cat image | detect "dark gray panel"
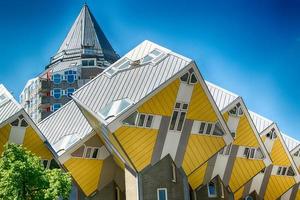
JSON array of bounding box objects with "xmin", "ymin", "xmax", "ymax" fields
[
  {"xmin": 151, "ymin": 117, "xmax": 170, "ymax": 165},
  {"xmin": 259, "ymin": 165, "xmax": 273, "ymax": 197},
  {"xmin": 222, "ymin": 145, "xmax": 239, "ymax": 185},
  {"xmin": 289, "ymin": 183, "xmax": 299, "ymax": 200},
  {"xmin": 203, "ymin": 154, "xmax": 218, "ymax": 184},
  {"xmin": 242, "ymin": 178, "xmax": 253, "ymax": 197},
  {"xmin": 174, "ymin": 119, "xmax": 193, "ymax": 167}
]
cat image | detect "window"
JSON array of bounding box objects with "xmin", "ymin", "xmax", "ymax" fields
[
  {"xmin": 243, "ymin": 147, "xmax": 256, "ymax": 159},
  {"xmin": 219, "ymin": 144, "xmax": 232, "ymax": 156},
  {"xmin": 171, "ymin": 163, "xmax": 176, "ymax": 183},
  {"xmin": 115, "ymin": 187, "xmax": 120, "ymax": 200},
  {"xmin": 266, "ymin": 128, "xmax": 277, "ymax": 140},
  {"xmin": 51, "ymin": 88, "xmax": 62, "ymax": 99},
  {"xmin": 51, "ymin": 103, "xmax": 61, "ymax": 112},
  {"xmin": 140, "ymin": 49, "xmax": 163, "ymax": 65},
  {"xmin": 294, "ymin": 149, "xmax": 300, "ymax": 157},
  {"xmin": 198, "ymin": 121, "xmax": 224, "ymax": 136},
  {"xmin": 52, "ymin": 74, "xmax": 61, "ymax": 84},
  {"xmin": 82, "ymin": 59, "xmax": 95, "ymax": 66},
  {"xmin": 105, "ymin": 58, "xmax": 131, "ymax": 76},
  {"xmin": 99, "ymin": 98, "xmax": 133, "ymax": 121},
  {"xmin": 41, "ymin": 159, "xmax": 51, "ymax": 169},
  {"xmin": 64, "ymin": 70, "xmax": 77, "ymax": 83},
  {"xmin": 67, "ymin": 88, "xmax": 75, "ymax": 97},
  {"xmin": 245, "ymin": 196, "xmax": 253, "ymax": 200},
  {"xmin": 228, "ymin": 103, "xmax": 243, "ymax": 117},
  {"xmin": 84, "ymin": 146, "xmax": 101, "ymax": 159},
  {"xmin": 169, "ymin": 102, "xmax": 188, "ymax": 131},
  {"xmin": 122, "ymin": 112, "xmax": 138, "ymax": 125},
  {"xmin": 10, "ymin": 115, "xmax": 28, "ymax": 127},
  {"xmin": 157, "ymin": 188, "xmax": 167, "ymax": 200},
  {"xmin": 277, "ymin": 166, "xmax": 295, "ymax": 176},
  {"xmin": 122, "ymin": 112, "xmax": 154, "ymax": 128},
  {"xmin": 180, "ymin": 71, "xmax": 197, "ymax": 85},
  {"xmin": 207, "ymin": 181, "xmax": 217, "ymax": 197}
]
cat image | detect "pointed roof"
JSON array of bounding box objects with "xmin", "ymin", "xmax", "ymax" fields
[{"xmin": 54, "ymin": 4, "xmax": 118, "ymax": 63}]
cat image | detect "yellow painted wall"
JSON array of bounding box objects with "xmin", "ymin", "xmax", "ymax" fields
[
  {"xmin": 264, "ymin": 175, "xmax": 295, "ymax": 200},
  {"xmin": 64, "ymin": 158, "xmax": 103, "ymax": 196},
  {"xmin": 229, "ymin": 158, "xmax": 265, "ymax": 192},
  {"xmin": 187, "ymin": 83, "xmax": 218, "ymax": 122},
  {"xmin": 295, "ymin": 189, "xmax": 300, "ymax": 200},
  {"xmin": 233, "ymin": 115, "xmax": 259, "ymax": 147},
  {"xmin": 234, "ymin": 186, "xmax": 244, "ymax": 200},
  {"xmin": 188, "ymin": 162, "xmax": 207, "ymax": 189},
  {"xmin": 182, "ymin": 134, "xmax": 225, "ymax": 175},
  {"xmin": 114, "ymin": 126, "xmax": 158, "ymax": 171},
  {"xmin": 271, "ymin": 138, "xmax": 291, "ymax": 166},
  {"xmin": 138, "ymin": 79, "xmax": 180, "ymax": 116},
  {"xmin": 23, "ymin": 126, "xmax": 52, "ymax": 160},
  {"xmin": 0, "ymin": 124, "xmax": 11, "ymax": 154}
]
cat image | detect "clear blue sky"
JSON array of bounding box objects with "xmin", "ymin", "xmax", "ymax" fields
[{"xmin": 0, "ymin": 0, "xmax": 299, "ymax": 139}]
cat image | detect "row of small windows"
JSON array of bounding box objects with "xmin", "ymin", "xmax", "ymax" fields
[
  {"xmin": 10, "ymin": 115, "xmax": 28, "ymax": 127},
  {"xmin": 51, "ymin": 70, "xmax": 77, "ymax": 84},
  {"xmin": 82, "ymin": 59, "xmax": 95, "ymax": 66},
  {"xmin": 228, "ymin": 103, "xmax": 244, "ymax": 117},
  {"xmin": 83, "ymin": 146, "xmax": 102, "ymax": 159},
  {"xmin": 243, "ymin": 147, "xmax": 264, "ymax": 159},
  {"xmin": 51, "ymin": 88, "xmax": 75, "ymax": 99},
  {"xmin": 276, "ymin": 166, "xmax": 295, "ymax": 176},
  {"xmin": 122, "ymin": 112, "xmax": 154, "ymax": 128},
  {"xmin": 180, "ymin": 71, "xmax": 197, "ymax": 85},
  {"xmin": 198, "ymin": 121, "xmax": 224, "ymax": 136},
  {"xmin": 266, "ymin": 128, "xmax": 277, "ymax": 140}
]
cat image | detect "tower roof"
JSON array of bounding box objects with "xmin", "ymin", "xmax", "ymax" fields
[{"xmin": 53, "ymin": 4, "xmax": 118, "ymax": 63}]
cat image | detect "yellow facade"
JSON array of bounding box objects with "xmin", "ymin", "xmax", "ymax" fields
[
  {"xmin": 188, "ymin": 162, "xmax": 208, "ymax": 189},
  {"xmin": 186, "ymin": 83, "xmax": 218, "ymax": 122},
  {"xmin": 229, "ymin": 158, "xmax": 265, "ymax": 192},
  {"xmin": 23, "ymin": 126, "xmax": 52, "ymax": 160},
  {"xmin": 182, "ymin": 134, "xmax": 225, "ymax": 175},
  {"xmin": 64, "ymin": 158, "xmax": 103, "ymax": 196},
  {"xmin": 0, "ymin": 124, "xmax": 11, "ymax": 154},
  {"xmin": 271, "ymin": 138, "xmax": 291, "ymax": 166},
  {"xmin": 138, "ymin": 79, "xmax": 180, "ymax": 116},
  {"xmin": 234, "ymin": 186, "xmax": 244, "ymax": 200},
  {"xmin": 264, "ymin": 175, "xmax": 295, "ymax": 200},
  {"xmin": 114, "ymin": 126, "xmax": 158, "ymax": 171},
  {"xmin": 233, "ymin": 115, "xmax": 259, "ymax": 147},
  {"xmin": 296, "ymin": 190, "xmax": 300, "ymax": 200}
]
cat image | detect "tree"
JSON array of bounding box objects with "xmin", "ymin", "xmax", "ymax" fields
[{"xmin": 0, "ymin": 143, "xmax": 72, "ymax": 200}]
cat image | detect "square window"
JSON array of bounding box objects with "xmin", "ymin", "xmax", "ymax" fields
[
  {"xmin": 146, "ymin": 115, "xmax": 153, "ymax": 128},
  {"xmin": 157, "ymin": 188, "xmax": 167, "ymax": 200}
]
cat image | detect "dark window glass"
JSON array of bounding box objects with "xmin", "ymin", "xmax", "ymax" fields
[
  {"xmin": 182, "ymin": 103, "xmax": 188, "ymax": 110},
  {"xmin": 177, "ymin": 112, "xmax": 186, "ymax": 131},
  {"xmin": 180, "ymin": 73, "xmax": 189, "ymax": 82},
  {"xmin": 190, "ymin": 73, "xmax": 197, "ymax": 84},
  {"xmin": 206, "ymin": 124, "xmax": 212, "ymax": 134},
  {"xmin": 277, "ymin": 167, "xmax": 282, "ymax": 175},
  {"xmin": 146, "ymin": 115, "xmax": 153, "ymax": 128},
  {"xmin": 170, "ymin": 111, "xmax": 178, "ymax": 130},
  {"xmin": 287, "ymin": 167, "xmax": 295, "ymax": 176},
  {"xmin": 212, "ymin": 122, "xmax": 224, "ymax": 136},
  {"xmin": 175, "ymin": 103, "xmax": 181, "ymax": 109},
  {"xmin": 11, "ymin": 119, "xmax": 19, "ymax": 126},
  {"xmin": 199, "ymin": 123, "xmax": 206, "ymax": 134},
  {"xmin": 158, "ymin": 189, "xmax": 167, "ymax": 200},
  {"xmin": 138, "ymin": 114, "xmax": 146, "ymax": 127},
  {"xmin": 88, "ymin": 60, "xmax": 95, "ymax": 66},
  {"xmin": 92, "ymin": 148, "xmax": 99, "ymax": 159},
  {"xmin": 52, "ymin": 74, "xmax": 61, "ymax": 84},
  {"xmin": 282, "ymin": 167, "xmax": 287, "ymax": 175},
  {"xmin": 42, "ymin": 160, "xmax": 49, "ymax": 168},
  {"xmin": 85, "ymin": 148, "xmax": 91, "ymax": 158},
  {"xmin": 49, "ymin": 159, "xmax": 60, "ymax": 169},
  {"xmin": 123, "ymin": 112, "xmax": 138, "ymax": 125},
  {"xmin": 82, "ymin": 60, "xmax": 88, "ymax": 66},
  {"xmin": 244, "ymin": 148, "xmax": 249, "ymax": 157},
  {"xmin": 20, "ymin": 119, "xmax": 28, "ymax": 127}
]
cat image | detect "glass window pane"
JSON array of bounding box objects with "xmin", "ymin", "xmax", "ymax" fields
[
  {"xmin": 85, "ymin": 148, "xmax": 91, "ymax": 158},
  {"xmin": 182, "ymin": 104, "xmax": 188, "ymax": 110},
  {"xmin": 208, "ymin": 182, "xmax": 217, "ymax": 196},
  {"xmin": 118, "ymin": 60, "xmax": 130, "ymax": 70},
  {"xmin": 180, "ymin": 73, "xmax": 189, "ymax": 82},
  {"xmin": 199, "ymin": 123, "xmax": 206, "ymax": 134},
  {"xmin": 277, "ymin": 167, "xmax": 282, "ymax": 175},
  {"xmin": 243, "ymin": 148, "xmax": 249, "ymax": 157},
  {"xmin": 82, "ymin": 60, "xmax": 88, "ymax": 66},
  {"xmin": 138, "ymin": 114, "xmax": 146, "ymax": 127},
  {"xmin": 190, "ymin": 73, "xmax": 197, "ymax": 84},
  {"xmin": 92, "ymin": 148, "xmax": 99, "ymax": 159},
  {"xmin": 88, "ymin": 60, "xmax": 95, "ymax": 66},
  {"xmin": 146, "ymin": 115, "xmax": 153, "ymax": 128},
  {"xmin": 170, "ymin": 111, "xmax": 178, "ymax": 130},
  {"xmin": 142, "ymin": 55, "xmax": 153, "ymax": 63},
  {"xmin": 123, "ymin": 112, "xmax": 138, "ymax": 125},
  {"xmin": 206, "ymin": 124, "xmax": 212, "ymax": 134},
  {"xmin": 212, "ymin": 122, "xmax": 224, "ymax": 136},
  {"xmin": 176, "ymin": 112, "xmax": 186, "ymax": 131},
  {"xmin": 175, "ymin": 103, "xmax": 181, "ymax": 109},
  {"xmin": 282, "ymin": 167, "xmax": 287, "ymax": 175},
  {"xmin": 158, "ymin": 189, "xmax": 167, "ymax": 200}
]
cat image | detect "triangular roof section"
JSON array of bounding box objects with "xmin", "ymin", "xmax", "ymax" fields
[
  {"xmin": 54, "ymin": 4, "xmax": 118, "ymax": 63},
  {"xmin": 221, "ymin": 97, "xmax": 272, "ymax": 166},
  {"xmin": 0, "ymin": 84, "xmax": 22, "ymax": 126}
]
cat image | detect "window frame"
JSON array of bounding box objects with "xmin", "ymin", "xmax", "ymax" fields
[
  {"xmin": 207, "ymin": 181, "xmax": 218, "ymax": 198},
  {"xmin": 52, "ymin": 88, "xmax": 62, "ymax": 99},
  {"xmin": 169, "ymin": 102, "xmax": 188, "ymax": 132},
  {"xmin": 83, "ymin": 146, "xmax": 101, "ymax": 159},
  {"xmin": 52, "ymin": 74, "xmax": 62, "ymax": 84},
  {"xmin": 157, "ymin": 188, "xmax": 168, "ymax": 200},
  {"xmin": 51, "ymin": 103, "xmax": 61, "ymax": 112}
]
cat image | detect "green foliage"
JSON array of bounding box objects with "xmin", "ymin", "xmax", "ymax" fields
[{"xmin": 0, "ymin": 143, "xmax": 72, "ymax": 200}]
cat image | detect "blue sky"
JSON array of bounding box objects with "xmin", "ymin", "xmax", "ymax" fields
[{"xmin": 0, "ymin": 0, "xmax": 299, "ymax": 139}]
